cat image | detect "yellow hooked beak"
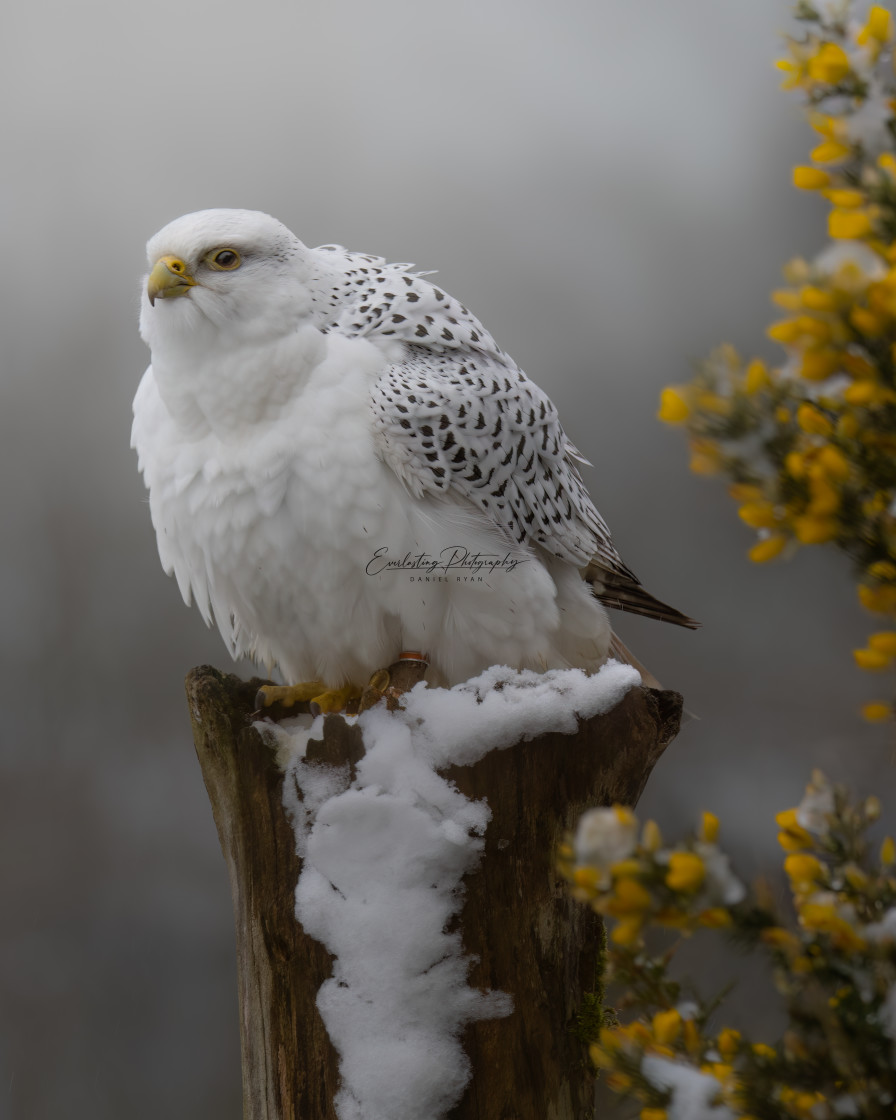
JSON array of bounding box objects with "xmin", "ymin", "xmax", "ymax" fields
[{"xmin": 147, "ymin": 255, "xmax": 197, "ymax": 306}]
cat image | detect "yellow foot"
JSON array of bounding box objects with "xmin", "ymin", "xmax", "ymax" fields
[
  {"xmin": 255, "ymin": 681, "xmax": 326, "ymax": 710},
  {"xmin": 309, "ymin": 684, "xmax": 363, "ymax": 716},
  {"xmin": 256, "ymin": 653, "xmax": 428, "ymax": 716},
  {"xmin": 255, "ymin": 681, "xmax": 362, "ymax": 714}
]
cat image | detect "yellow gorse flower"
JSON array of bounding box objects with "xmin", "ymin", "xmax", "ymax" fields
[
  {"xmin": 581, "ymin": 13, "xmax": 896, "ymax": 1113},
  {"xmin": 810, "ymin": 113, "xmax": 852, "ymax": 162},
  {"xmin": 744, "ymin": 358, "xmax": 770, "ymax": 393},
  {"xmin": 760, "ymin": 926, "xmax": 801, "ymax": 952},
  {"xmin": 611, "ymin": 858, "xmax": 645, "ymax": 878},
  {"xmin": 854, "ymin": 646, "xmax": 892, "ymax": 669},
  {"xmin": 793, "ymin": 515, "xmax": 838, "ymax": 543},
  {"xmin": 862, "ymin": 701, "xmax": 892, "ymax": 722},
  {"xmin": 717, "ymin": 1028, "xmax": 741, "ymax": 1060},
  {"xmin": 565, "ymin": 764, "xmax": 896, "ymax": 1119},
  {"xmin": 738, "ymin": 501, "xmax": 780, "ymax": 529},
  {"xmin": 700, "ymin": 811, "xmax": 720, "ymax": 843},
  {"xmin": 749, "ymin": 534, "xmax": 787, "ymax": 563},
  {"xmin": 858, "ymin": 5, "xmax": 892, "ymax": 46},
  {"xmin": 801, "ymin": 347, "xmax": 842, "ymax": 383},
  {"xmin": 652, "ymin": 1008, "xmax": 682, "ymax": 1045},
  {"xmin": 816, "ymin": 445, "xmax": 850, "ymax": 480},
  {"xmin": 824, "ymin": 189, "xmax": 865, "ymax": 208},
  {"xmin": 641, "ymin": 819, "xmax": 662, "ymax": 852},
  {"xmin": 665, "ymin": 851, "xmax": 706, "ymax": 892},
  {"xmin": 829, "ymin": 208, "xmax": 873, "ymax": 239},
  {"xmin": 698, "ymin": 907, "xmax": 733, "ymax": 928},
  {"xmin": 610, "ymin": 916, "xmax": 645, "ymax": 946},
  {"xmin": 589, "ymin": 1043, "xmax": 615, "ymax": 1070},
  {"xmin": 808, "ymin": 42, "xmax": 851, "ymax": 84},
  {"xmin": 776, "ymin": 809, "xmax": 814, "ymax": 851},
  {"xmin": 784, "ymin": 853, "xmax": 826, "ymax": 890},
  {"xmin": 793, "ymin": 165, "xmax": 831, "ymax": 189},
  {"xmin": 778, "ymin": 56, "xmax": 808, "ymax": 91},
  {"xmin": 603, "ymin": 877, "xmax": 652, "ymax": 917},
  {"xmin": 812, "ymin": 137, "xmax": 852, "ymax": 162},
  {"xmin": 796, "ymin": 403, "xmax": 833, "ymax": 436},
  {"xmin": 879, "ymin": 152, "xmax": 896, "ymax": 176},
  {"xmin": 798, "ymin": 902, "xmax": 867, "ymax": 950},
  {"xmin": 657, "ymin": 387, "xmax": 690, "ymax": 424},
  {"xmin": 868, "ymin": 630, "xmax": 896, "ymax": 654},
  {"xmin": 859, "ymin": 582, "xmax": 896, "ymax": 613},
  {"xmin": 869, "ymin": 560, "xmax": 896, "ymax": 580}
]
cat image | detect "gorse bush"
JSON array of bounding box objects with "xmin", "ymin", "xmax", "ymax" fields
[
  {"xmin": 563, "ymin": 775, "xmax": 896, "ymax": 1119},
  {"xmin": 659, "ymin": 1, "xmax": 896, "ymax": 723},
  {"xmin": 567, "ymin": 5, "xmax": 896, "ymax": 1117}
]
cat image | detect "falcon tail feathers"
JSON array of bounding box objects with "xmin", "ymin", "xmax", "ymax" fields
[{"xmin": 589, "ymin": 572, "xmax": 700, "ymax": 630}]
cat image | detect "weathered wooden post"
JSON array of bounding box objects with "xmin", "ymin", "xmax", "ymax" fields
[{"xmin": 186, "ymin": 664, "xmax": 681, "ymax": 1119}]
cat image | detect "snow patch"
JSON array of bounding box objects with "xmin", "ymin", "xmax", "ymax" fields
[
  {"xmin": 642, "ymin": 1055, "xmax": 735, "ymax": 1120},
  {"xmin": 263, "ymin": 661, "xmax": 639, "ymax": 1120},
  {"xmin": 865, "ymin": 906, "xmax": 896, "ymax": 944}
]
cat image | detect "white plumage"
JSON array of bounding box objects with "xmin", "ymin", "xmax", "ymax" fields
[{"xmin": 132, "ymin": 209, "xmax": 695, "ymax": 690}]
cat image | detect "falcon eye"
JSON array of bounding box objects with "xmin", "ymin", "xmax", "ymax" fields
[{"xmin": 208, "ymin": 249, "xmax": 241, "ymax": 271}]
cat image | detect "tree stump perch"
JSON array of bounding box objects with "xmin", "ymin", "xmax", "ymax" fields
[{"xmin": 186, "ymin": 665, "xmax": 682, "ymax": 1120}]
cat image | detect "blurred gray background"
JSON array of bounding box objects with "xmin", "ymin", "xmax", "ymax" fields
[{"xmin": 2, "ymin": 0, "xmax": 894, "ymax": 1116}]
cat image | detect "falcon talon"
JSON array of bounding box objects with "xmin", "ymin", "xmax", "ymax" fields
[
  {"xmin": 357, "ymin": 685, "xmax": 388, "ymax": 714},
  {"xmin": 367, "ymin": 668, "xmax": 391, "ymax": 692},
  {"xmin": 255, "ymin": 684, "xmax": 288, "ymax": 709},
  {"xmin": 309, "ymin": 685, "xmax": 363, "ymax": 715}
]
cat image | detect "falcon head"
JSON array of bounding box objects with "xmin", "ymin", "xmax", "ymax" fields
[{"xmin": 139, "ymin": 209, "xmax": 314, "ymax": 348}]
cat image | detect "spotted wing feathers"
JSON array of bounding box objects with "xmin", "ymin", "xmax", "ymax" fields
[
  {"xmin": 313, "ymin": 244, "xmax": 697, "ymax": 627},
  {"xmin": 312, "ymin": 245, "xmax": 502, "ymax": 359},
  {"xmin": 370, "ymin": 345, "xmax": 626, "ymax": 573}
]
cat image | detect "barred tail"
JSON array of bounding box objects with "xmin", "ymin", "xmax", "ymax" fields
[{"xmin": 585, "ymin": 565, "xmax": 700, "ymax": 630}]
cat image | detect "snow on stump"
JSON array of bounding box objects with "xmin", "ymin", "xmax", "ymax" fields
[{"xmin": 186, "ymin": 661, "xmax": 682, "ymax": 1120}]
